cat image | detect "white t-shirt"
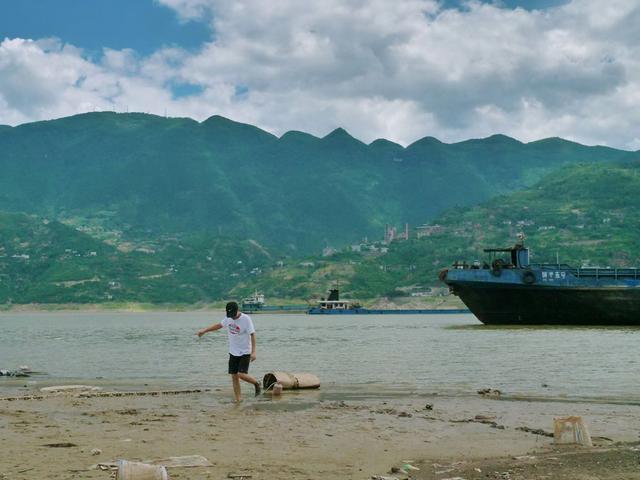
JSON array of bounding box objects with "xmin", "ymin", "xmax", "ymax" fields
[{"xmin": 221, "ymin": 313, "xmax": 255, "ymax": 356}]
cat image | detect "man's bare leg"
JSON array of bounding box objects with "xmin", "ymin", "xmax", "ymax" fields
[
  {"xmin": 231, "ymin": 374, "xmax": 242, "ymax": 402},
  {"xmin": 238, "ymin": 373, "xmax": 261, "ymax": 396}
]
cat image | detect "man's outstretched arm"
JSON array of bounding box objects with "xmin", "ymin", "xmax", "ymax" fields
[{"xmin": 197, "ymin": 323, "xmax": 223, "ymax": 337}]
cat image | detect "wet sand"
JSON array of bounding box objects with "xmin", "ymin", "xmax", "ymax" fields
[{"xmin": 1, "ymin": 387, "xmax": 638, "ymax": 479}]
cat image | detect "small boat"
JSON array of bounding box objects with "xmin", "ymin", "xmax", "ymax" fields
[
  {"xmin": 241, "ymin": 290, "xmax": 265, "ymax": 311},
  {"xmin": 307, "ymin": 287, "xmax": 362, "ymax": 313},
  {"xmin": 441, "ymin": 236, "xmax": 640, "ymax": 325}
]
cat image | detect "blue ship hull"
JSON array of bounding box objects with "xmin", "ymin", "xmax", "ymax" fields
[
  {"xmin": 243, "ymin": 304, "xmax": 308, "ymax": 313},
  {"xmin": 307, "ymin": 307, "xmax": 469, "ymax": 315}
]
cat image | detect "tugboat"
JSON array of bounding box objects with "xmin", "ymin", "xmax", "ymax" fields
[
  {"xmin": 307, "ymin": 286, "xmax": 468, "ymax": 315},
  {"xmin": 440, "ymin": 235, "xmax": 640, "ymax": 325},
  {"xmin": 307, "ymin": 287, "xmax": 364, "ymax": 314}
]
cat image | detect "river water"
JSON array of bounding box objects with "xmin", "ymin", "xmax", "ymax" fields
[{"xmin": 0, "ymin": 312, "xmax": 638, "ymax": 402}]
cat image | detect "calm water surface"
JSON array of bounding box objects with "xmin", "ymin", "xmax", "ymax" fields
[{"xmin": 0, "ymin": 312, "xmax": 638, "ymax": 401}]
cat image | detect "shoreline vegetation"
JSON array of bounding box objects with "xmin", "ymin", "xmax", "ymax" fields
[{"xmin": 0, "ymin": 295, "xmax": 467, "ymax": 313}]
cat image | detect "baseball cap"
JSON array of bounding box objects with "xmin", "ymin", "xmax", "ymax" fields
[{"xmin": 225, "ymin": 301, "xmax": 239, "ymax": 317}]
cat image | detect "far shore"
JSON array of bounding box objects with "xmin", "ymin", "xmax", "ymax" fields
[
  {"xmin": 0, "ymin": 295, "xmax": 467, "ymax": 314},
  {"xmin": 0, "ymin": 302, "xmax": 226, "ymax": 314}
]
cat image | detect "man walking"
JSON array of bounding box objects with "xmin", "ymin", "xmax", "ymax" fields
[{"xmin": 197, "ymin": 301, "xmax": 261, "ymax": 402}]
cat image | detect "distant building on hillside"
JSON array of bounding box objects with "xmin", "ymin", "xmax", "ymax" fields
[
  {"xmin": 384, "ymin": 223, "xmax": 409, "ymax": 244},
  {"xmin": 416, "ymin": 224, "xmax": 443, "ymax": 238}
]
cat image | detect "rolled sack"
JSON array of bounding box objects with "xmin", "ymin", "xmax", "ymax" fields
[{"xmin": 263, "ymin": 372, "xmax": 320, "ymax": 390}]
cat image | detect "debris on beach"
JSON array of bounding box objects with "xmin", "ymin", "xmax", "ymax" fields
[
  {"xmin": 42, "ymin": 442, "xmax": 77, "ymax": 448},
  {"xmin": 117, "ymin": 460, "xmax": 169, "ymax": 479},
  {"xmin": 0, "ymin": 388, "xmax": 208, "ymax": 402},
  {"xmin": 512, "ymin": 455, "xmax": 536, "ymax": 460},
  {"xmin": 116, "ymin": 408, "xmax": 139, "ymax": 415},
  {"xmin": 40, "ymin": 385, "xmax": 102, "ymax": 394},
  {"xmin": 554, "ymin": 416, "xmax": 592, "ymax": 446},
  {"xmin": 0, "ymin": 366, "xmax": 31, "ymax": 377},
  {"xmin": 433, "ymin": 460, "xmax": 467, "ymax": 475},
  {"xmin": 387, "ymin": 461, "xmax": 420, "ymax": 477},
  {"xmin": 149, "ymin": 455, "xmax": 212, "ymax": 468},
  {"xmin": 96, "ymin": 463, "xmax": 115, "ymax": 471},
  {"xmin": 227, "ymin": 472, "xmax": 252, "ymax": 479},
  {"xmin": 92, "ymin": 455, "xmax": 212, "ymax": 471},
  {"xmin": 515, "ymin": 426, "xmax": 554, "ymax": 437},
  {"xmin": 402, "ymin": 463, "xmax": 420, "ymax": 472},
  {"xmin": 493, "ymin": 472, "xmax": 514, "ymax": 479},
  {"xmin": 477, "ymin": 388, "xmax": 501, "ymax": 397},
  {"xmin": 90, "ymin": 448, "xmax": 102, "ymax": 456},
  {"xmin": 78, "ymin": 388, "xmax": 206, "ymax": 398},
  {"xmin": 474, "ymin": 414, "xmax": 496, "ymax": 421},
  {"xmin": 449, "ymin": 415, "xmax": 506, "ymax": 430}
]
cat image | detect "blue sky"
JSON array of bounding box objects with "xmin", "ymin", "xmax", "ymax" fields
[
  {"xmin": 0, "ymin": 0, "xmax": 638, "ymax": 149},
  {"xmin": 0, "ymin": 0, "xmax": 566, "ymax": 55},
  {"xmin": 0, "ymin": 0, "xmax": 210, "ymax": 56},
  {"xmin": 0, "ymin": 0, "xmax": 564, "ymax": 56}
]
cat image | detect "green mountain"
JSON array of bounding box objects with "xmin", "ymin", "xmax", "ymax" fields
[
  {"xmin": 237, "ymin": 160, "xmax": 640, "ymax": 301},
  {"xmin": 3, "ymin": 160, "xmax": 640, "ymax": 305},
  {"xmin": 1, "ymin": 112, "xmax": 637, "ymax": 252},
  {"xmin": 0, "ymin": 212, "xmax": 272, "ymax": 304}
]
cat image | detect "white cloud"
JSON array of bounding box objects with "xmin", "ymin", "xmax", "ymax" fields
[{"xmin": 1, "ymin": 0, "xmax": 639, "ymax": 150}]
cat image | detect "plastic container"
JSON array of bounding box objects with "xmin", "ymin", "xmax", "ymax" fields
[
  {"xmin": 553, "ymin": 416, "xmax": 592, "ymax": 447},
  {"xmin": 117, "ymin": 460, "xmax": 169, "ymax": 480}
]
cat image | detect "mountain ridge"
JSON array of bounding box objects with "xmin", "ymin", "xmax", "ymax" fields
[
  {"xmin": 5, "ymin": 112, "xmax": 638, "ymax": 152},
  {"xmin": 1, "ymin": 112, "xmax": 638, "ymax": 252}
]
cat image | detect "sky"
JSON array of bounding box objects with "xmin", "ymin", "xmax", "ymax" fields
[{"xmin": 0, "ymin": 0, "xmax": 639, "ymax": 149}]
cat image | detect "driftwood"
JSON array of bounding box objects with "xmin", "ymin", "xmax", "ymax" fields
[{"xmin": 0, "ymin": 388, "xmax": 208, "ymax": 402}]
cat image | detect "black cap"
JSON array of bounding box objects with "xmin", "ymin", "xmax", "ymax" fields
[{"xmin": 225, "ymin": 301, "xmax": 239, "ymax": 318}]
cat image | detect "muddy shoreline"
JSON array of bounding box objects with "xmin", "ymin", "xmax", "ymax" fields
[{"xmin": 1, "ymin": 388, "xmax": 638, "ymax": 479}]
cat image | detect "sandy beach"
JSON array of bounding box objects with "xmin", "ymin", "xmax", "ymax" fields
[{"xmin": 1, "ymin": 387, "xmax": 638, "ymax": 480}]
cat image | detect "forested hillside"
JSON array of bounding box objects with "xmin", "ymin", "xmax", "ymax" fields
[
  {"xmin": 0, "ymin": 212, "xmax": 272, "ymax": 304},
  {"xmin": 1, "ymin": 112, "xmax": 636, "ymax": 252},
  {"xmin": 237, "ymin": 161, "xmax": 640, "ymax": 301}
]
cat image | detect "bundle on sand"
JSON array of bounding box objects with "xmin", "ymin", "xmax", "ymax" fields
[{"xmin": 263, "ymin": 372, "xmax": 320, "ymax": 390}]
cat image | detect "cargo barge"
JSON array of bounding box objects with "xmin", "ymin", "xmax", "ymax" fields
[{"xmin": 441, "ymin": 238, "xmax": 640, "ymax": 325}]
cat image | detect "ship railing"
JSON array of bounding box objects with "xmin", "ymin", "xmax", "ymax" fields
[
  {"xmin": 572, "ymin": 267, "xmax": 640, "ymax": 280},
  {"xmin": 529, "ymin": 263, "xmax": 573, "ymax": 269},
  {"xmin": 529, "ymin": 264, "xmax": 640, "ymax": 280}
]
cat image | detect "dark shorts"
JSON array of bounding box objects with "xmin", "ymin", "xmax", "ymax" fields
[{"xmin": 228, "ymin": 354, "xmax": 251, "ymax": 374}]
